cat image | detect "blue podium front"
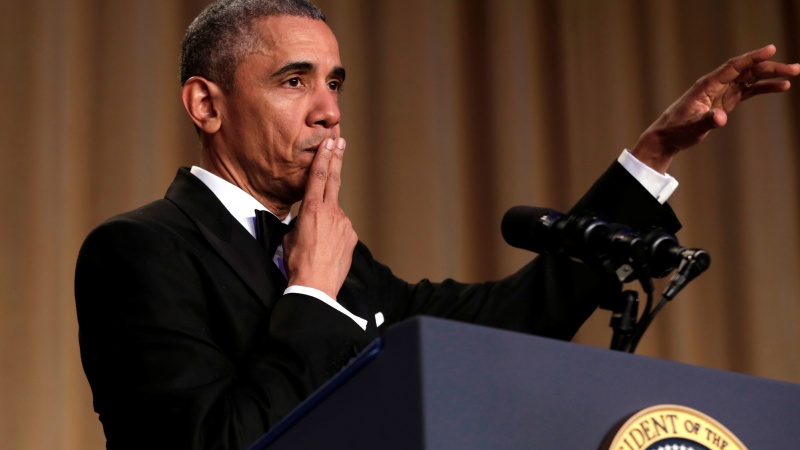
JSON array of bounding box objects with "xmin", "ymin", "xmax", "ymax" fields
[{"xmin": 252, "ymin": 316, "xmax": 800, "ymax": 449}]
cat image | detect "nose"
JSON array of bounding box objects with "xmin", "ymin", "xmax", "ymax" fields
[{"xmin": 306, "ymin": 84, "xmax": 340, "ymax": 129}]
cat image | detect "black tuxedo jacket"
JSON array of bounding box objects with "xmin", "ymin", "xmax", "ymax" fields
[{"xmin": 75, "ymin": 163, "xmax": 679, "ymax": 449}]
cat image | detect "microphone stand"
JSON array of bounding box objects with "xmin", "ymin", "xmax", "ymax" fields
[
  {"xmin": 604, "ymin": 248, "xmax": 710, "ymax": 353},
  {"xmin": 626, "ymin": 252, "xmax": 711, "ymax": 352},
  {"xmin": 608, "ymin": 290, "xmax": 639, "ymax": 351},
  {"xmin": 500, "ymin": 205, "xmax": 709, "ymax": 353},
  {"xmin": 603, "ymin": 235, "xmax": 656, "ymax": 352}
]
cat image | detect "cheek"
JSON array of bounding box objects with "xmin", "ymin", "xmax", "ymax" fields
[
  {"xmin": 243, "ymin": 95, "xmax": 311, "ymax": 165},
  {"xmin": 270, "ymin": 123, "xmax": 302, "ymax": 162},
  {"xmin": 267, "ymin": 109, "xmax": 303, "ymax": 151}
]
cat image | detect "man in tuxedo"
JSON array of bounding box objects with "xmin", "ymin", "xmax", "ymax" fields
[{"xmin": 74, "ymin": 0, "xmax": 800, "ymax": 448}]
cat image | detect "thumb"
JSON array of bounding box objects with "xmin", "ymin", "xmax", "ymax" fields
[
  {"xmin": 705, "ymin": 108, "xmax": 728, "ymax": 129},
  {"xmin": 677, "ymin": 108, "xmax": 726, "ymax": 145}
]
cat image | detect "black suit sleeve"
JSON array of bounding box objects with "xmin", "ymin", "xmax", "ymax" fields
[
  {"xmin": 76, "ymin": 218, "xmax": 366, "ymax": 450},
  {"xmin": 347, "ymin": 243, "xmax": 618, "ymax": 341},
  {"xmin": 569, "ymin": 161, "xmax": 681, "ymax": 233},
  {"xmin": 357, "ymin": 161, "xmax": 681, "ymax": 340}
]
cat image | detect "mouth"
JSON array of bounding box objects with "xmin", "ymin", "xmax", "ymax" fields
[
  {"xmin": 301, "ymin": 135, "xmax": 337, "ymax": 155},
  {"xmin": 301, "ymin": 140, "xmax": 324, "ymax": 154}
]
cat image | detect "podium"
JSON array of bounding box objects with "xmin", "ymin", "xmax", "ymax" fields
[{"xmin": 251, "ymin": 316, "xmax": 800, "ymax": 449}]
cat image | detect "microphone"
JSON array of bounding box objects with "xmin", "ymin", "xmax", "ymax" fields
[
  {"xmin": 662, "ymin": 249, "xmax": 711, "ymax": 300},
  {"xmin": 501, "ymin": 206, "xmax": 639, "ymax": 262},
  {"xmin": 501, "ymin": 207, "xmax": 710, "ymax": 286},
  {"xmin": 644, "ymin": 229, "xmax": 711, "ymax": 278}
]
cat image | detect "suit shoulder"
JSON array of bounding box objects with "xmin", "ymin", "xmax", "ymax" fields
[
  {"xmin": 97, "ymin": 197, "xmax": 194, "ymax": 232},
  {"xmin": 79, "ymin": 199, "xmax": 196, "ymax": 256}
]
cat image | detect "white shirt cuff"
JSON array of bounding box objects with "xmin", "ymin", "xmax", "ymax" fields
[
  {"xmin": 284, "ymin": 285, "xmax": 368, "ymax": 330},
  {"xmin": 618, "ymin": 149, "xmax": 679, "ymax": 204}
]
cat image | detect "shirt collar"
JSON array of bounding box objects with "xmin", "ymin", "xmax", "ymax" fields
[{"xmin": 189, "ymin": 166, "xmax": 290, "ymax": 238}]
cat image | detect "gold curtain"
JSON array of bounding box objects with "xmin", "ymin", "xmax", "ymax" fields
[{"xmin": 2, "ymin": 0, "xmax": 798, "ymax": 448}]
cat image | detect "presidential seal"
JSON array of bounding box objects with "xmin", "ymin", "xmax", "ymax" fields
[{"xmin": 605, "ymin": 404, "xmax": 748, "ymax": 450}]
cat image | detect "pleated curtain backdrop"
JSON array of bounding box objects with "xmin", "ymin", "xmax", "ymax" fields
[{"xmin": 1, "ymin": 0, "xmax": 798, "ymax": 448}]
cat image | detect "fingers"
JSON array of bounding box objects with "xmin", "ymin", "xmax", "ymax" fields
[
  {"xmin": 751, "ymin": 61, "xmax": 800, "ymax": 79},
  {"xmin": 737, "ymin": 65, "xmax": 799, "ymax": 95},
  {"xmin": 729, "ymin": 44, "xmax": 777, "ymax": 76},
  {"xmin": 303, "ymin": 137, "xmax": 346, "ymax": 204},
  {"xmin": 324, "ymin": 138, "xmax": 345, "ymax": 203},
  {"xmin": 713, "ymin": 44, "xmax": 800, "ymax": 88},
  {"xmin": 715, "ymin": 44, "xmax": 777, "ymax": 84},
  {"xmin": 303, "ymin": 138, "xmax": 334, "ymax": 203},
  {"xmin": 741, "ymin": 80, "xmax": 792, "ymax": 100}
]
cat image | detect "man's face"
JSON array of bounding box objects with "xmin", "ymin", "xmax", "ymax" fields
[{"xmin": 216, "ymin": 15, "xmax": 344, "ymax": 205}]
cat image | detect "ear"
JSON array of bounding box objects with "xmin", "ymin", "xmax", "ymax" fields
[{"xmin": 181, "ymin": 76, "xmax": 224, "ymax": 134}]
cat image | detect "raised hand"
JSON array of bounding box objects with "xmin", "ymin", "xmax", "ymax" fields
[
  {"xmin": 632, "ymin": 44, "xmax": 800, "ymax": 173},
  {"xmin": 283, "ymin": 137, "xmax": 358, "ymax": 299}
]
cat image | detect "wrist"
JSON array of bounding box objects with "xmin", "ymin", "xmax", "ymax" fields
[
  {"xmin": 287, "ymin": 274, "xmax": 339, "ymax": 300},
  {"xmin": 630, "ymin": 131, "xmax": 676, "ymax": 174}
]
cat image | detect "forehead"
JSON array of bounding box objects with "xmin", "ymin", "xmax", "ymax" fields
[{"xmin": 249, "ymin": 15, "xmax": 341, "ymax": 68}]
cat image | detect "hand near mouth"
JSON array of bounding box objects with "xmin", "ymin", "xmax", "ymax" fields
[{"xmin": 283, "ymin": 137, "xmax": 357, "ymax": 300}]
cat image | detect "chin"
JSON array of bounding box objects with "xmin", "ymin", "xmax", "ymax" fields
[{"xmin": 287, "ymin": 175, "xmax": 309, "ymax": 203}]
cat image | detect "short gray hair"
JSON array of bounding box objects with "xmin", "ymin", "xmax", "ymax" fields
[{"xmin": 179, "ymin": 0, "xmax": 325, "ymax": 91}]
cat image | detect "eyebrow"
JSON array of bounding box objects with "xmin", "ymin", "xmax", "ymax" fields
[
  {"xmin": 271, "ymin": 61, "xmax": 347, "ymax": 82},
  {"xmin": 332, "ymin": 66, "xmax": 346, "ymax": 82}
]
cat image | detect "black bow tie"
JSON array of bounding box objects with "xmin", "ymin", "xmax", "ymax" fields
[{"xmin": 255, "ymin": 210, "xmax": 292, "ymax": 257}]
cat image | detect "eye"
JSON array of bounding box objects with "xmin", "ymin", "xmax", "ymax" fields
[
  {"xmin": 328, "ymin": 80, "xmax": 343, "ymax": 92},
  {"xmin": 285, "ymin": 77, "xmax": 301, "ymax": 87}
]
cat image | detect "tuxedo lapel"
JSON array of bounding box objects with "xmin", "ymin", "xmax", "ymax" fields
[
  {"xmin": 197, "ymin": 221, "xmax": 286, "ymax": 308},
  {"xmin": 164, "ymin": 168, "xmax": 281, "ymax": 308}
]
